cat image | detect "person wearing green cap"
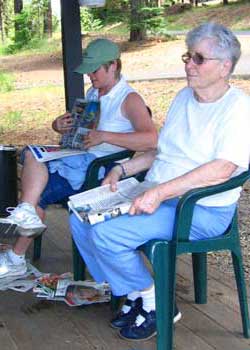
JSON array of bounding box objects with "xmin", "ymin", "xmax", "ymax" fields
[{"xmin": 0, "ymin": 38, "xmax": 157, "ymax": 279}]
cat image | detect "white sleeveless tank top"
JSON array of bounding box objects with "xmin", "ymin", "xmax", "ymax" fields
[{"xmin": 86, "ymin": 76, "xmax": 135, "ymax": 157}]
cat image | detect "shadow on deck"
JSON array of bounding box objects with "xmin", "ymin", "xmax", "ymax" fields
[{"xmin": 0, "ymin": 206, "xmax": 249, "ymax": 350}]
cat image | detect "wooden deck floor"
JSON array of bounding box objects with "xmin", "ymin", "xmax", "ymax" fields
[{"xmin": 0, "ymin": 206, "xmax": 250, "ymax": 350}]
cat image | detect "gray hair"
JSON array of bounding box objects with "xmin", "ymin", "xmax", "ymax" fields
[{"xmin": 186, "ymin": 22, "xmax": 241, "ymax": 73}]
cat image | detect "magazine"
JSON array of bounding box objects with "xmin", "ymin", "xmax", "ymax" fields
[
  {"xmin": 28, "ymin": 144, "xmax": 87, "ymax": 162},
  {"xmin": 68, "ymin": 177, "xmax": 157, "ymax": 225},
  {"xmin": 60, "ymin": 98, "xmax": 100, "ymax": 150},
  {"xmin": 28, "ymin": 98, "xmax": 100, "ymax": 162}
]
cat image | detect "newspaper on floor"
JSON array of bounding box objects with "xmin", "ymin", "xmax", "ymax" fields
[
  {"xmin": 68, "ymin": 177, "xmax": 157, "ymax": 225},
  {"xmin": 34, "ymin": 274, "xmax": 111, "ymax": 306},
  {"xmin": 0, "ymin": 262, "xmax": 44, "ymax": 292}
]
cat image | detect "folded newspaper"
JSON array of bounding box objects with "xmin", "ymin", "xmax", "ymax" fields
[
  {"xmin": 68, "ymin": 177, "xmax": 157, "ymax": 225},
  {"xmin": 34, "ymin": 274, "xmax": 111, "ymax": 306},
  {"xmin": 28, "ymin": 99, "xmax": 100, "ymax": 162}
]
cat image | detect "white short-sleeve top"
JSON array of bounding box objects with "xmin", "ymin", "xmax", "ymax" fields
[{"xmin": 146, "ymin": 86, "xmax": 250, "ymax": 206}]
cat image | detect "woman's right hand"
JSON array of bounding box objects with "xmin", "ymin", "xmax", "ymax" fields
[
  {"xmin": 53, "ymin": 112, "xmax": 74, "ymax": 134},
  {"xmin": 102, "ymin": 165, "xmax": 123, "ymax": 192}
]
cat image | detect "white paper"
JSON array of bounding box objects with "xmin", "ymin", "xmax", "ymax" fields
[
  {"xmin": 68, "ymin": 177, "xmax": 157, "ymax": 224},
  {"xmin": 28, "ymin": 144, "xmax": 87, "ymax": 162}
]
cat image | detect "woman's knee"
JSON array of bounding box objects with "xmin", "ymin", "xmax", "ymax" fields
[
  {"xmin": 69, "ymin": 214, "xmax": 90, "ymax": 241},
  {"xmin": 23, "ymin": 149, "xmax": 36, "ymax": 164}
]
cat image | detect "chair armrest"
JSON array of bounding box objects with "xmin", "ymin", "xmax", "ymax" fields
[
  {"xmin": 83, "ymin": 150, "xmax": 135, "ymax": 190},
  {"xmin": 173, "ymin": 169, "xmax": 250, "ymax": 242}
]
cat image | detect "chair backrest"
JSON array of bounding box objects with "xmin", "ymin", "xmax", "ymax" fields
[{"xmin": 173, "ymin": 167, "xmax": 250, "ymax": 245}]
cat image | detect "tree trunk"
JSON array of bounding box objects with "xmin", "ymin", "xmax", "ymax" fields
[
  {"xmin": 223, "ymin": 0, "xmax": 229, "ymax": 5},
  {"xmin": 129, "ymin": 0, "xmax": 146, "ymax": 41},
  {"xmin": 43, "ymin": 0, "xmax": 52, "ymax": 37},
  {"xmin": 14, "ymin": 0, "xmax": 23, "ymax": 33},
  {"xmin": 0, "ymin": 0, "xmax": 4, "ymax": 43}
]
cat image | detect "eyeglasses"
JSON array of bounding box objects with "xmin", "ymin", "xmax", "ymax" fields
[{"xmin": 181, "ymin": 52, "xmax": 220, "ymax": 65}]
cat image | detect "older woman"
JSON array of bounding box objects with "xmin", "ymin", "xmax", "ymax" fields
[{"xmin": 70, "ymin": 23, "xmax": 250, "ymax": 341}]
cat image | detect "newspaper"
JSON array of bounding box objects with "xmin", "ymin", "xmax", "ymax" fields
[
  {"xmin": 0, "ymin": 262, "xmax": 44, "ymax": 292},
  {"xmin": 68, "ymin": 177, "xmax": 157, "ymax": 225},
  {"xmin": 0, "ymin": 263, "xmax": 110, "ymax": 307},
  {"xmin": 34, "ymin": 274, "xmax": 110, "ymax": 306},
  {"xmin": 28, "ymin": 99, "xmax": 100, "ymax": 162}
]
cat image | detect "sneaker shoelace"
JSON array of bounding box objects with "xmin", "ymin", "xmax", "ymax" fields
[{"xmin": 6, "ymin": 205, "xmax": 41, "ymax": 226}]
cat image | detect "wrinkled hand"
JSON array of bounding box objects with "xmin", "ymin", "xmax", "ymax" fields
[
  {"xmin": 129, "ymin": 187, "xmax": 162, "ymax": 215},
  {"xmin": 102, "ymin": 166, "xmax": 122, "ymax": 192},
  {"xmin": 83, "ymin": 130, "xmax": 105, "ymax": 149},
  {"xmin": 55, "ymin": 112, "xmax": 74, "ymax": 133}
]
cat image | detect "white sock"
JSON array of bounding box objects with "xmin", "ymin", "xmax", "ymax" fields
[
  {"xmin": 141, "ymin": 284, "xmax": 155, "ymax": 313},
  {"xmin": 121, "ymin": 290, "xmax": 141, "ymax": 314},
  {"xmin": 8, "ymin": 250, "xmax": 25, "ymax": 265}
]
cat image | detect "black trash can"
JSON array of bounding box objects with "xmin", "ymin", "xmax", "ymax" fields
[{"xmin": 0, "ymin": 146, "xmax": 18, "ymax": 217}]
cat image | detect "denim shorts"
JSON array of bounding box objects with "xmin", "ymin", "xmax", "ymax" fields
[{"xmin": 39, "ymin": 171, "xmax": 84, "ymax": 209}]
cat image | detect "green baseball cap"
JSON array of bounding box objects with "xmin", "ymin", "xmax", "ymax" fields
[{"xmin": 74, "ymin": 38, "xmax": 120, "ymax": 74}]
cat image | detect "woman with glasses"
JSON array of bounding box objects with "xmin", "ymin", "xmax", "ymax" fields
[{"xmin": 70, "ymin": 22, "xmax": 250, "ymax": 341}]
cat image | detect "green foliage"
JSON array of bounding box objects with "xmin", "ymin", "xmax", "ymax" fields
[
  {"xmin": 91, "ymin": 0, "xmax": 129, "ymax": 25},
  {"xmin": 13, "ymin": 10, "xmax": 33, "ymax": 50},
  {"xmin": 129, "ymin": 6, "xmax": 165, "ymax": 37},
  {"xmin": 0, "ymin": 71, "xmax": 14, "ymax": 92},
  {"xmin": 80, "ymin": 8, "xmax": 103, "ymax": 34}
]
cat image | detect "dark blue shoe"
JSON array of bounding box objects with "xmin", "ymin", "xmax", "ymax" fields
[
  {"xmin": 119, "ymin": 309, "xmax": 156, "ymax": 341},
  {"xmin": 119, "ymin": 305, "xmax": 182, "ymax": 341},
  {"xmin": 110, "ymin": 297, "xmax": 142, "ymax": 329}
]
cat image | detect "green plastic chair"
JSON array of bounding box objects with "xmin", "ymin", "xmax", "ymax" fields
[
  {"xmin": 33, "ymin": 150, "xmax": 135, "ymax": 261},
  {"xmin": 138, "ymin": 168, "xmax": 250, "ymax": 350}
]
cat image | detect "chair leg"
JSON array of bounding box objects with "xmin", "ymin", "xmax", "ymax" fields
[
  {"xmin": 153, "ymin": 242, "xmax": 176, "ymax": 350},
  {"xmin": 231, "ymin": 250, "xmax": 250, "ymax": 338},
  {"xmin": 192, "ymin": 252, "xmax": 207, "ymax": 304},
  {"xmin": 110, "ymin": 295, "xmax": 122, "ymax": 311},
  {"xmin": 33, "ymin": 233, "xmax": 43, "ymax": 261},
  {"xmin": 72, "ymin": 239, "xmax": 86, "ymax": 281}
]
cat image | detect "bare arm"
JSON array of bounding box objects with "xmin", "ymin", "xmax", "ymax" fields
[
  {"xmin": 130, "ymin": 159, "xmax": 238, "ymax": 215},
  {"xmin": 83, "ymin": 93, "xmax": 158, "ymax": 151},
  {"xmin": 102, "ymin": 150, "xmax": 156, "ymax": 191}
]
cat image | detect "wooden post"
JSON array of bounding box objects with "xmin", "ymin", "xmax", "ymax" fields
[{"xmin": 60, "ymin": 0, "xmax": 84, "ymax": 111}]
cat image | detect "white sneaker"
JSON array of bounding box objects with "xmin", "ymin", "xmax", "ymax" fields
[
  {"xmin": 0, "ymin": 203, "xmax": 46, "ymax": 237},
  {"xmin": 0, "ymin": 251, "xmax": 27, "ymax": 278}
]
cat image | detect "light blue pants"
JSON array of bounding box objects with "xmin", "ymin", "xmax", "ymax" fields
[{"xmin": 69, "ymin": 198, "xmax": 236, "ymax": 296}]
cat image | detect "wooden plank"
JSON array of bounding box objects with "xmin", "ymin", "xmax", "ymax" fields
[
  {"xmin": 178, "ymin": 302, "xmax": 249, "ymax": 350},
  {"xmin": 0, "ymin": 318, "xmax": 18, "ymax": 350},
  {"xmin": 175, "ymin": 256, "xmax": 250, "ymax": 347},
  {"xmin": 175, "ymin": 322, "xmax": 215, "ymax": 350}
]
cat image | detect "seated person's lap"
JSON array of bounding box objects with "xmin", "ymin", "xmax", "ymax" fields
[{"xmin": 39, "ymin": 171, "xmax": 82, "ymax": 209}]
